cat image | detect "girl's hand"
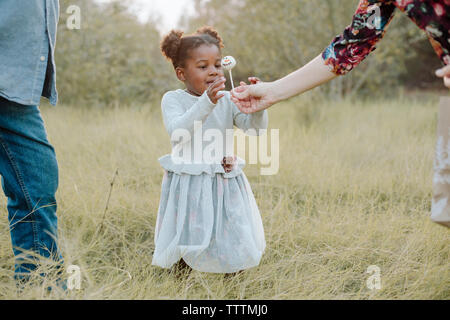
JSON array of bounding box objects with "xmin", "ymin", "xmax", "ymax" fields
[
  {"xmin": 207, "ymin": 77, "xmax": 226, "ymax": 104},
  {"xmin": 231, "ymin": 79, "xmax": 277, "ymax": 114},
  {"xmin": 435, "ymin": 65, "xmax": 450, "ymax": 88}
]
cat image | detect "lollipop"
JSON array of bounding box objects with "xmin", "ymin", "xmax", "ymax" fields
[{"xmin": 221, "ymin": 56, "xmax": 236, "ymax": 90}]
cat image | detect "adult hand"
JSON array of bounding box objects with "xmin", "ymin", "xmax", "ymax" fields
[
  {"xmin": 207, "ymin": 77, "xmax": 226, "ymax": 104},
  {"xmin": 435, "ymin": 65, "xmax": 450, "ymax": 88},
  {"xmin": 231, "ymin": 77, "xmax": 277, "ymax": 114}
]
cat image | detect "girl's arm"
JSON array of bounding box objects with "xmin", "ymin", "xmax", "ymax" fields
[
  {"xmin": 161, "ymin": 91, "xmax": 216, "ymax": 138},
  {"xmin": 232, "ymin": 105, "xmax": 268, "ymax": 135},
  {"xmin": 162, "ymin": 77, "xmax": 226, "ymax": 137}
]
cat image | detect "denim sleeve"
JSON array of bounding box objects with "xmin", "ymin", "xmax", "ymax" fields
[{"xmin": 0, "ymin": 0, "xmax": 59, "ymax": 106}]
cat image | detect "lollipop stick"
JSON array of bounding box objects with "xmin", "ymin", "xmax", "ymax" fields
[{"xmin": 229, "ymin": 70, "xmax": 234, "ymax": 90}]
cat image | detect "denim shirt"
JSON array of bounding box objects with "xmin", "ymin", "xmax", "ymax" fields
[{"xmin": 0, "ymin": 0, "xmax": 59, "ymax": 106}]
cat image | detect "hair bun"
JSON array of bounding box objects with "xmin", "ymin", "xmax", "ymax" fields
[
  {"xmin": 160, "ymin": 30, "xmax": 184, "ymax": 62},
  {"xmin": 196, "ymin": 26, "xmax": 223, "ymax": 48}
]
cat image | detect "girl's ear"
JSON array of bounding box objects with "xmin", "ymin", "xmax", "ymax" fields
[{"xmin": 176, "ymin": 67, "xmax": 186, "ymax": 82}]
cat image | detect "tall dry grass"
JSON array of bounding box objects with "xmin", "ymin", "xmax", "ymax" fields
[{"xmin": 0, "ymin": 93, "xmax": 448, "ymax": 299}]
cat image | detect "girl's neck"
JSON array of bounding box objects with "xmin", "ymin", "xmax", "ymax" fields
[{"xmin": 185, "ymin": 88, "xmax": 201, "ymax": 97}]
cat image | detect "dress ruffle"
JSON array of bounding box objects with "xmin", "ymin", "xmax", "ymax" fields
[{"xmin": 158, "ymin": 154, "xmax": 246, "ymax": 178}]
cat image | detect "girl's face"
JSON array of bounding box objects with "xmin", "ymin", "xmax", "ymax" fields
[{"xmin": 176, "ymin": 44, "xmax": 224, "ymax": 96}]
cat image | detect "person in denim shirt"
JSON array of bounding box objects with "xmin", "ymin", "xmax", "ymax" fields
[{"xmin": 0, "ymin": 0, "xmax": 63, "ymax": 282}]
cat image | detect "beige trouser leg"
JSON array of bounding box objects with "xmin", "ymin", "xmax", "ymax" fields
[{"xmin": 431, "ymin": 97, "xmax": 450, "ymax": 227}]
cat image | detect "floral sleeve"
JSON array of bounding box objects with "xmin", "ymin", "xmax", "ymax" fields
[
  {"xmin": 394, "ymin": 0, "xmax": 450, "ymax": 66},
  {"xmin": 322, "ymin": 0, "xmax": 450, "ymax": 75},
  {"xmin": 321, "ymin": 0, "xmax": 397, "ymax": 75}
]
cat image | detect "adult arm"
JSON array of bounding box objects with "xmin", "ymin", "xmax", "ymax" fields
[
  {"xmin": 231, "ymin": 0, "xmax": 398, "ymax": 113},
  {"xmin": 231, "ymin": 55, "xmax": 338, "ymax": 113}
]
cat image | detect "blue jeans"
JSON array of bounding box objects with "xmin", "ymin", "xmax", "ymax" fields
[{"xmin": 0, "ymin": 97, "xmax": 62, "ymax": 280}]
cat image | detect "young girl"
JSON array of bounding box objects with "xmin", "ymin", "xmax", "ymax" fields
[{"xmin": 151, "ymin": 26, "xmax": 268, "ymax": 273}]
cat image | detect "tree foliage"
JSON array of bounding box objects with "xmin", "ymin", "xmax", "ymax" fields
[
  {"xmin": 54, "ymin": 0, "xmax": 443, "ymax": 106},
  {"xmin": 185, "ymin": 0, "xmax": 442, "ymax": 100},
  {"xmin": 56, "ymin": 0, "xmax": 178, "ymax": 106}
]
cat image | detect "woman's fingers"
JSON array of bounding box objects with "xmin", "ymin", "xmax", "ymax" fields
[
  {"xmin": 231, "ymin": 86, "xmax": 250, "ymax": 99},
  {"xmin": 230, "ymin": 96, "xmax": 250, "ymax": 112},
  {"xmin": 233, "ymin": 85, "xmax": 247, "ymax": 93},
  {"xmin": 444, "ymin": 76, "xmax": 450, "ymax": 88},
  {"xmin": 231, "ymin": 85, "xmax": 260, "ymax": 113},
  {"xmin": 435, "ymin": 64, "xmax": 450, "ymax": 77},
  {"xmin": 231, "ymin": 78, "xmax": 264, "ymax": 112},
  {"xmin": 235, "ymin": 101, "xmax": 254, "ymax": 114},
  {"xmin": 436, "ymin": 65, "xmax": 450, "ymax": 88},
  {"xmin": 231, "ymin": 83, "xmax": 266, "ymax": 113},
  {"xmin": 230, "ymin": 96, "xmax": 246, "ymax": 108}
]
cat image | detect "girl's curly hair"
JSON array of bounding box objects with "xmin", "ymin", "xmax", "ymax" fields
[{"xmin": 160, "ymin": 26, "xmax": 224, "ymax": 69}]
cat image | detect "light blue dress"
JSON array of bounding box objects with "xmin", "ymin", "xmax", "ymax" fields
[{"xmin": 152, "ymin": 89, "xmax": 268, "ymax": 273}]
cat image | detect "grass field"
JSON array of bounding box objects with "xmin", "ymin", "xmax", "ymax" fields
[{"xmin": 0, "ymin": 93, "xmax": 448, "ymax": 299}]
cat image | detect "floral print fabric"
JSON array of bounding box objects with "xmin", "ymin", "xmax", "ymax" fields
[{"xmin": 322, "ymin": 0, "xmax": 450, "ymax": 75}]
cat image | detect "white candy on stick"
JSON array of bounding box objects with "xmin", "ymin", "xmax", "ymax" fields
[{"xmin": 221, "ymin": 56, "xmax": 236, "ymax": 90}]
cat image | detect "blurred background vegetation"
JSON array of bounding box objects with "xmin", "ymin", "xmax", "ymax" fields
[{"xmin": 55, "ymin": 0, "xmax": 444, "ymax": 107}]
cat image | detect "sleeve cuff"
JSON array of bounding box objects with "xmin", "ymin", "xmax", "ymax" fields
[
  {"xmin": 202, "ymin": 91, "xmax": 216, "ymax": 106},
  {"xmin": 190, "ymin": 91, "xmax": 216, "ymax": 119}
]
